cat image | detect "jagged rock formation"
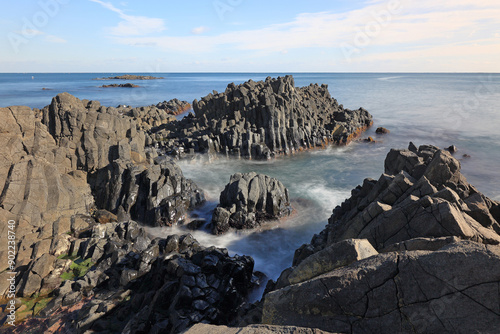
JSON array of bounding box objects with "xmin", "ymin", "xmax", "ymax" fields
[
  {"xmin": 90, "ymin": 157, "xmax": 205, "ymax": 227},
  {"xmin": 211, "ymin": 173, "xmax": 292, "ymax": 234},
  {"xmin": 11, "ymin": 221, "xmax": 260, "ymax": 334},
  {"xmin": 260, "ymin": 144, "xmax": 500, "ymax": 333},
  {"xmin": 41, "ymin": 93, "xmax": 205, "ymax": 227},
  {"xmin": 156, "ymin": 98, "xmax": 192, "ymax": 116},
  {"xmin": 0, "ymin": 94, "xmax": 204, "ymax": 304},
  {"xmin": 0, "ymin": 105, "xmax": 94, "ymax": 281},
  {"xmin": 154, "ymin": 76, "xmax": 373, "ymax": 159},
  {"xmin": 41, "ymin": 93, "xmax": 149, "ymax": 172}
]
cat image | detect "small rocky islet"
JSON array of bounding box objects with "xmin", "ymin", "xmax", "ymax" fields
[{"xmin": 0, "ymin": 76, "xmax": 499, "ymax": 333}]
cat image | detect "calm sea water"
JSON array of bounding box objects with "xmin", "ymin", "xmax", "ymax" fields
[{"xmin": 2, "ymin": 73, "xmax": 499, "ymax": 284}]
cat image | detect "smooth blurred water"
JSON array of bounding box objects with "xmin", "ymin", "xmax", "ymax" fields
[{"xmin": 2, "ymin": 72, "xmax": 499, "ymax": 280}]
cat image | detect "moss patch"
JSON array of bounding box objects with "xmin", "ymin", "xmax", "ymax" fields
[{"xmin": 60, "ymin": 257, "xmax": 95, "ymax": 281}]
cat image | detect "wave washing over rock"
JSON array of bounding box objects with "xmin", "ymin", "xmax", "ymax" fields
[{"xmin": 154, "ymin": 75, "xmax": 373, "ymax": 159}]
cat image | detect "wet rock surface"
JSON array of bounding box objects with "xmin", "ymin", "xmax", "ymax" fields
[
  {"xmin": 211, "ymin": 172, "xmax": 292, "ymax": 234},
  {"xmin": 154, "ymin": 75, "xmax": 373, "ymax": 159}
]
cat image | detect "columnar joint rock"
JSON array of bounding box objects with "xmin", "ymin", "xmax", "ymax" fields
[
  {"xmin": 155, "ymin": 76, "xmax": 373, "ymax": 159},
  {"xmin": 211, "ymin": 172, "xmax": 292, "ymax": 234}
]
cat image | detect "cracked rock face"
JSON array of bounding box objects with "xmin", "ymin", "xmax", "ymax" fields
[
  {"xmin": 262, "ymin": 144, "xmax": 500, "ymax": 333},
  {"xmin": 263, "ymin": 241, "xmax": 500, "ymax": 333},
  {"xmin": 154, "ymin": 75, "xmax": 373, "ymax": 159},
  {"xmin": 210, "ymin": 172, "xmax": 292, "ymax": 234}
]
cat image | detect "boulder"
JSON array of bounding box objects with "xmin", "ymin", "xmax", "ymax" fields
[
  {"xmin": 211, "ymin": 173, "xmax": 292, "ymax": 234},
  {"xmin": 263, "ymin": 241, "xmax": 500, "ymax": 333},
  {"xmin": 375, "ymin": 127, "xmax": 390, "ymax": 134},
  {"xmin": 279, "ymin": 239, "xmax": 378, "ymax": 287}
]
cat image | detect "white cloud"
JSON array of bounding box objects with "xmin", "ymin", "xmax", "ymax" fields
[
  {"xmin": 92, "ymin": 0, "xmax": 500, "ymax": 71},
  {"xmin": 45, "ymin": 35, "xmax": 67, "ymax": 43},
  {"xmin": 191, "ymin": 26, "xmax": 210, "ymax": 35},
  {"xmin": 89, "ymin": 0, "xmax": 165, "ymax": 36}
]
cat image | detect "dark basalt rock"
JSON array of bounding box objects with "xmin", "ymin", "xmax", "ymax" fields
[
  {"xmin": 17, "ymin": 221, "xmax": 261, "ymax": 334},
  {"xmin": 154, "ymin": 76, "xmax": 373, "ymax": 159},
  {"xmin": 261, "ymin": 144, "xmax": 500, "ymax": 333},
  {"xmin": 94, "ymin": 75, "xmax": 164, "ymax": 80},
  {"xmin": 211, "ymin": 173, "xmax": 292, "ymax": 235},
  {"xmin": 100, "ymin": 83, "xmax": 140, "ymax": 88}
]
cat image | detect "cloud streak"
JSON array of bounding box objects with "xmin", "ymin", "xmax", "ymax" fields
[{"xmin": 89, "ymin": 0, "xmax": 165, "ymax": 36}]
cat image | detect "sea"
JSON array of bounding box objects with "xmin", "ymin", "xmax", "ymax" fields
[{"xmin": 2, "ymin": 73, "xmax": 499, "ymax": 293}]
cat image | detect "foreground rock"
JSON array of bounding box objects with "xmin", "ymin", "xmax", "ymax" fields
[
  {"xmin": 260, "ymin": 144, "xmax": 500, "ymax": 333},
  {"xmin": 41, "ymin": 93, "xmax": 205, "ymax": 227},
  {"xmin": 0, "ymin": 93, "xmax": 204, "ymax": 311},
  {"xmin": 264, "ymin": 241, "xmax": 500, "ymax": 333},
  {"xmin": 10, "ymin": 221, "xmax": 260, "ymax": 334},
  {"xmin": 0, "ymin": 105, "xmax": 94, "ymax": 279},
  {"xmin": 155, "ymin": 76, "xmax": 373, "ymax": 159},
  {"xmin": 185, "ymin": 324, "xmax": 336, "ymax": 333},
  {"xmin": 211, "ymin": 173, "xmax": 292, "ymax": 234}
]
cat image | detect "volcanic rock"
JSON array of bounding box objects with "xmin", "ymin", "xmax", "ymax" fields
[
  {"xmin": 261, "ymin": 144, "xmax": 500, "ymax": 333},
  {"xmin": 155, "ymin": 76, "xmax": 373, "ymax": 159},
  {"xmin": 211, "ymin": 173, "xmax": 292, "ymax": 234}
]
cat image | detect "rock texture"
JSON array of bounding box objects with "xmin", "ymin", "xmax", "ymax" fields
[
  {"xmin": 185, "ymin": 323, "xmax": 336, "ymax": 334},
  {"xmin": 263, "ymin": 241, "xmax": 500, "ymax": 333},
  {"xmin": 261, "ymin": 144, "xmax": 500, "ymax": 333},
  {"xmin": 1, "ymin": 93, "xmax": 204, "ymax": 304},
  {"xmin": 11, "ymin": 221, "xmax": 261, "ymax": 334},
  {"xmin": 90, "ymin": 157, "xmax": 205, "ymax": 227},
  {"xmin": 154, "ymin": 76, "xmax": 373, "ymax": 159},
  {"xmin": 41, "ymin": 93, "xmax": 205, "ymax": 227},
  {"xmin": 156, "ymin": 98, "xmax": 192, "ymax": 116},
  {"xmin": 211, "ymin": 173, "xmax": 292, "ymax": 234},
  {"xmin": 0, "ymin": 105, "xmax": 94, "ymax": 277}
]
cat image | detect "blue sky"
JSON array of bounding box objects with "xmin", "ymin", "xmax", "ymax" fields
[{"xmin": 1, "ymin": 0, "xmax": 499, "ymax": 72}]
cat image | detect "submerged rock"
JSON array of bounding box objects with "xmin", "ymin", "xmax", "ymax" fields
[{"xmin": 211, "ymin": 173, "xmax": 292, "ymax": 234}]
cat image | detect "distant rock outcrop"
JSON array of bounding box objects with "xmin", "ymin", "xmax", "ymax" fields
[
  {"xmin": 100, "ymin": 83, "xmax": 140, "ymax": 88},
  {"xmin": 260, "ymin": 144, "xmax": 500, "ymax": 333},
  {"xmin": 211, "ymin": 172, "xmax": 292, "ymax": 234},
  {"xmin": 154, "ymin": 76, "xmax": 373, "ymax": 159},
  {"xmin": 94, "ymin": 75, "xmax": 164, "ymax": 80}
]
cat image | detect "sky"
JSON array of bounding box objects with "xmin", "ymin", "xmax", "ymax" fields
[{"xmin": 0, "ymin": 0, "xmax": 499, "ymax": 72}]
